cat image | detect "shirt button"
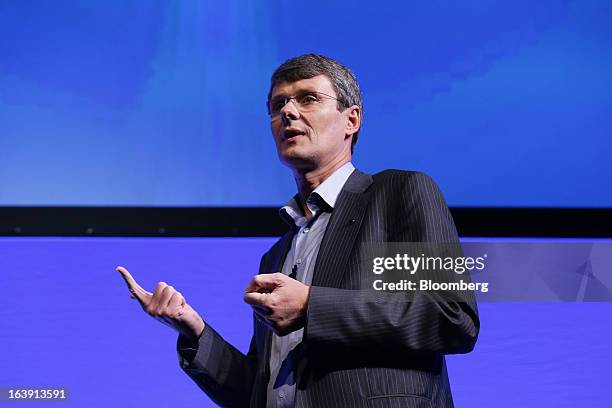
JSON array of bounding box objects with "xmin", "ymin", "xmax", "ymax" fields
[
  {"xmin": 303, "ymin": 227, "xmax": 310, "ymax": 233},
  {"xmin": 279, "ymin": 392, "xmax": 285, "ymax": 398}
]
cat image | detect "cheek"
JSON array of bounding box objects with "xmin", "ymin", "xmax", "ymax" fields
[
  {"xmin": 306, "ymin": 114, "xmax": 333, "ymax": 138},
  {"xmin": 315, "ymin": 114, "xmax": 346, "ymax": 142},
  {"xmin": 270, "ymin": 124, "xmax": 282, "ymax": 144}
]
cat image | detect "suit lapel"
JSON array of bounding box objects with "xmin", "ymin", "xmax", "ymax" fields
[
  {"xmin": 256, "ymin": 171, "xmax": 373, "ymax": 406},
  {"xmin": 254, "ymin": 229, "xmax": 295, "ymax": 407},
  {"xmin": 264, "ymin": 229, "xmax": 295, "ymax": 273},
  {"xmin": 312, "ymin": 170, "xmax": 373, "ymax": 288}
]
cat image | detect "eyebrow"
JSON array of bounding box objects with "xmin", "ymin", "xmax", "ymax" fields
[{"xmin": 270, "ymin": 88, "xmax": 320, "ymax": 99}]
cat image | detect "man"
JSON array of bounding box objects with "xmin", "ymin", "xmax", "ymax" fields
[{"xmin": 117, "ymin": 54, "xmax": 479, "ymax": 407}]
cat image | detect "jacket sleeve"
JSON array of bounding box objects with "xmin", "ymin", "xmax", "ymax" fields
[
  {"xmin": 304, "ymin": 172, "xmax": 479, "ymax": 363},
  {"xmin": 176, "ymin": 253, "xmax": 273, "ymax": 407},
  {"xmin": 177, "ymin": 322, "xmax": 258, "ymax": 408}
]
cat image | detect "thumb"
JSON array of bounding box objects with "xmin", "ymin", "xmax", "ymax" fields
[
  {"xmin": 116, "ymin": 266, "xmax": 152, "ymax": 304},
  {"xmin": 245, "ymin": 273, "xmax": 281, "ymax": 293}
]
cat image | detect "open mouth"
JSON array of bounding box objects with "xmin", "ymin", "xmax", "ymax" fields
[{"xmin": 283, "ymin": 128, "xmax": 305, "ymax": 140}]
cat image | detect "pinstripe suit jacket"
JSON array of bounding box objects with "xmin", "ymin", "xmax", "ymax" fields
[{"xmin": 179, "ymin": 169, "xmax": 480, "ymax": 408}]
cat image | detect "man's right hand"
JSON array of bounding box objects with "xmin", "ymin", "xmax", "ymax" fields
[{"xmin": 116, "ymin": 266, "xmax": 205, "ymax": 342}]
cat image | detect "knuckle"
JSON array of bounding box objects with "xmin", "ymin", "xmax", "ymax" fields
[{"xmin": 268, "ymin": 295, "xmax": 279, "ymax": 307}]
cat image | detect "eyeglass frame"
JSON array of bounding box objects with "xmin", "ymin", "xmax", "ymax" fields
[{"xmin": 266, "ymin": 90, "xmax": 346, "ymax": 118}]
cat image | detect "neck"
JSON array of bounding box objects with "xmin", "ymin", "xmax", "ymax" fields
[{"xmin": 292, "ymin": 157, "xmax": 350, "ymax": 219}]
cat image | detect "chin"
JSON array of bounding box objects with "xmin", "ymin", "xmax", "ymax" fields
[{"xmin": 279, "ymin": 147, "xmax": 315, "ymax": 168}]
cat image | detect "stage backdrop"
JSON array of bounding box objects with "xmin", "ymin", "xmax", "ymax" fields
[
  {"xmin": 1, "ymin": 0, "xmax": 611, "ymax": 207},
  {"xmin": 1, "ymin": 237, "xmax": 611, "ymax": 407}
]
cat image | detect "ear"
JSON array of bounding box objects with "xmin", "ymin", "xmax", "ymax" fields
[{"xmin": 344, "ymin": 105, "xmax": 361, "ymax": 139}]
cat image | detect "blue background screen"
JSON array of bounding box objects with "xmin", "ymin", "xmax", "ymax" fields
[
  {"xmin": 1, "ymin": 1, "xmax": 610, "ymax": 207},
  {"xmin": 1, "ymin": 237, "xmax": 611, "ymax": 407}
]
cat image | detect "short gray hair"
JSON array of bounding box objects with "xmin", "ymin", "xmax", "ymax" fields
[{"xmin": 268, "ymin": 54, "xmax": 363, "ymax": 152}]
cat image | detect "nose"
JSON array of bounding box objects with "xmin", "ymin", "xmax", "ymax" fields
[{"xmin": 279, "ymin": 98, "xmax": 300, "ymax": 125}]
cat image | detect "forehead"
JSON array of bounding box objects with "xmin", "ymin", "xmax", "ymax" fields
[{"xmin": 270, "ymin": 75, "xmax": 336, "ymax": 98}]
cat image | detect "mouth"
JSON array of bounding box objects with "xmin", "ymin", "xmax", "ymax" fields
[{"xmin": 282, "ymin": 127, "xmax": 306, "ymax": 140}]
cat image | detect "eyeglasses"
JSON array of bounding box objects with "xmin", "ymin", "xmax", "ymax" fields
[{"xmin": 267, "ymin": 91, "xmax": 340, "ymax": 117}]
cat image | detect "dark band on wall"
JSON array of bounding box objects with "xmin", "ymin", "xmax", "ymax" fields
[{"xmin": 0, "ymin": 207, "xmax": 610, "ymax": 237}]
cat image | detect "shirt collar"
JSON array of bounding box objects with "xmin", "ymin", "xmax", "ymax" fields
[{"xmin": 279, "ymin": 162, "xmax": 355, "ymax": 228}]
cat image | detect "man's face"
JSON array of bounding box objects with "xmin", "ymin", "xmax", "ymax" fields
[{"xmin": 269, "ymin": 75, "xmax": 354, "ymax": 170}]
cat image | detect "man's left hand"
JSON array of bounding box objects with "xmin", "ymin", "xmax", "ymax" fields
[{"xmin": 244, "ymin": 273, "xmax": 310, "ymax": 336}]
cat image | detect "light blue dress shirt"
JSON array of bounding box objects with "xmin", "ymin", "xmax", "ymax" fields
[{"xmin": 267, "ymin": 162, "xmax": 355, "ymax": 408}]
